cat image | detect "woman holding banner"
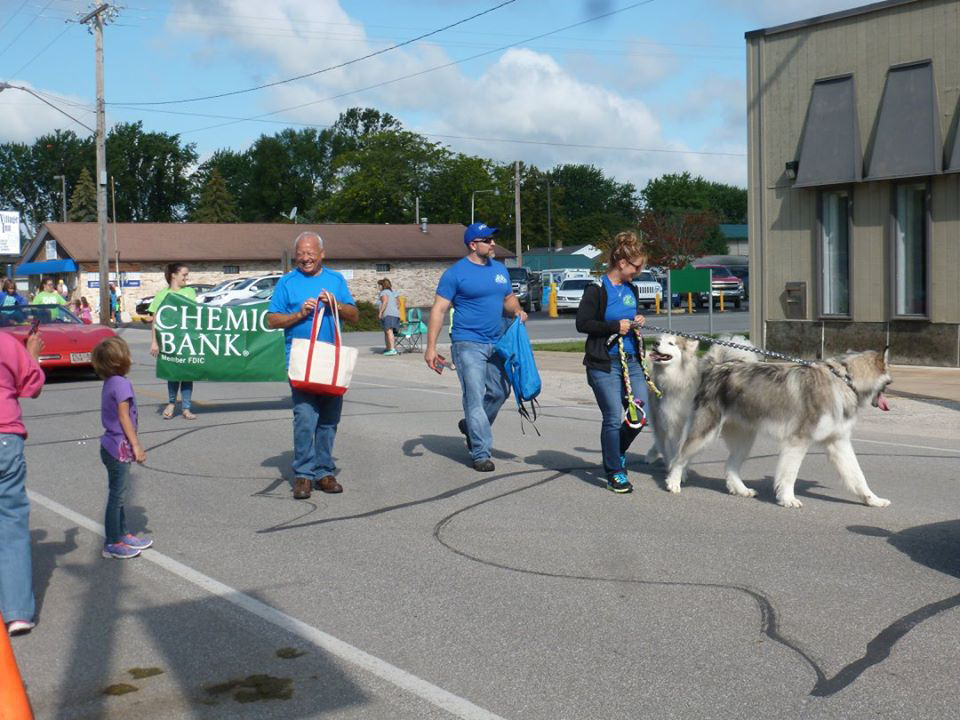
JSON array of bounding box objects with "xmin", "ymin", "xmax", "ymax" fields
[{"xmin": 149, "ymin": 263, "xmax": 199, "ymax": 420}]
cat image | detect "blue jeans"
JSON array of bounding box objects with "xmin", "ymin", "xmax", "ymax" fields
[
  {"xmin": 586, "ymin": 357, "xmax": 651, "ymax": 477},
  {"xmin": 0, "ymin": 434, "xmax": 34, "ymax": 623},
  {"xmin": 100, "ymin": 445, "xmax": 130, "ymax": 544},
  {"xmin": 168, "ymin": 381, "xmax": 193, "ymax": 411},
  {"xmin": 451, "ymin": 341, "xmax": 511, "ymax": 462},
  {"xmin": 291, "ymin": 387, "xmax": 343, "ymax": 479}
]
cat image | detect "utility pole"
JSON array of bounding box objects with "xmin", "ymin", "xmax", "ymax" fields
[
  {"xmin": 111, "ymin": 176, "xmax": 120, "ymax": 305},
  {"xmin": 546, "ymin": 178, "xmax": 552, "ymax": 251},
  {"xmin": 53, "ymin": 175, "xmax": 67, "ymax": 221},
  {"xmin": 514, "ymin": 161, "xmax": 522, "ymax": 267},
  {"xmin": 79, "ymin": 3, "xmax": 116, "ymax": 325}
]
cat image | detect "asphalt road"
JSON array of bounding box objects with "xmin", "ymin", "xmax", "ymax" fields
[{"xmin": 13, "ymin": 324, "xmax": 960, "ymax": 719}]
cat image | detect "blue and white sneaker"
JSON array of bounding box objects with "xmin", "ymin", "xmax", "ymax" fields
[
  {"xmin": 120, "ymin": 533, "xmax": 153, "ymax": 550},
  {"xmin": 607, "ymin": 471, "xmax": 633, "ymax": 494},
  {"xmin": 102, "ymin": 542, "xmax": 141, "ymax": 559}
]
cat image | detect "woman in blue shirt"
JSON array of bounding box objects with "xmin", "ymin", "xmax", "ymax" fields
[{"xmin": 575, "ymin": 232, "xmax": 649, "ymax": 494}]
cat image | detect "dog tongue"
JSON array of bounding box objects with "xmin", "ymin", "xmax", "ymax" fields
[{"xmin": 876, "ymin": 393, "xmax": 890, "ymax": 411}]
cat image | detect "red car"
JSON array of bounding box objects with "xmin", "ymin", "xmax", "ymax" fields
[{"xmin": 0, "ymin": 304, "xmax": 116, "ymax": 371}]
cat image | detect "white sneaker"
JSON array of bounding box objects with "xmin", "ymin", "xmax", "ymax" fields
[{"xmin": 7, "ymin": 620, "xmax": 35, "ymax": 636}]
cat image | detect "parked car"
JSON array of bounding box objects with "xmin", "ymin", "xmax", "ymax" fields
[
  {"xmin": 631, "ymin": 270, "xmax": 663, "ymax": 309},
  {"xmin": 224, "ymin": 287, "xmax": 274, "ymax": 307},
  {"xmin": 0, "ymin": 304, "xmax": 116, "ymax": 372},
  {"xmin": 555, "ymin": 277, "xmax": 598, "ymax": 313},
  {"xmin": 542, "ymin": 269, "xmax": 591, "ymax": 288},
  {"xmin": 508, "ymin": 267, "xmax": 543, "ymax": 312},
  {"xmin": 198, "ymin": 274, "xmax": 282, "ymax": 306},
  {"xmin": 135, "ymin": 283, "xmax": 214, "ymax": 318},
  {"xmin": 692, "ymin": 264, "xmax": 744, "ymax": 309}
]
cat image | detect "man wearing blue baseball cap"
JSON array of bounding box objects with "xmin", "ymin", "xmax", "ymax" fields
[{"xmin": 425, "ymin": 222, "xmax": 527, "ymax": 471}]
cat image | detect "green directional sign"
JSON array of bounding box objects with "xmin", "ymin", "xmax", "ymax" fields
[{"xmin": 669, "ymin": 266, "xmax": 711, "ymax": 294}]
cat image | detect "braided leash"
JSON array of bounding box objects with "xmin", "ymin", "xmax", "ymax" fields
[
  {"xmin": 617, "ymin": 336, "xmax": 647, "ymax": 429},
  {"xmin": 611, "ymin": 323, "xmax": 857, "ymax": 392}
]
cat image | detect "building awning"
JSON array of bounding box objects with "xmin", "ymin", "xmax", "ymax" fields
[
  {"xmin": 15, "ymin": 259, "xmax": 78, "ymax": 276},
  {"xmin": 947, "ymin": 99, "xmax": 960, "ymax": 173},
  {"xmin": 794, "ymin": 75, "xmax": 862, "ymax": 188},
  {"xmin": 865, "ymin": 61, "xmax": 942, "ymax": 181}
]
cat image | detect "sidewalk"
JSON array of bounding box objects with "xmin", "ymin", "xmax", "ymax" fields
[{"xmin": 530, "ymin": 351, "xmax": 960, "ymax": 406}]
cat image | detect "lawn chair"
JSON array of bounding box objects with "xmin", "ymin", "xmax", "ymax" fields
[{"xmin": 395, "ymin": 307, "xmax": 428, "ymax": 353}]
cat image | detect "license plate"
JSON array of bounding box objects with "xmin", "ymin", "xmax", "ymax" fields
[{"xmin": 70, "ymin": 352, "xmax": 91, "ymax": 364}]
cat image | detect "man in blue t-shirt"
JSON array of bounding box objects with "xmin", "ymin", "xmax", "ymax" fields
[
  {"xmin": 424, "ymin": 222, "xmax": 527, "ymax": 472},
  {"xmin": 267, "ymin": 232, "xmax": 359, "ymax": 500}
]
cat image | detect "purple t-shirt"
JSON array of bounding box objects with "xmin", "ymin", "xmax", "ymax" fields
[{"xmin": 100, "ymin": 375, "xmax": 137, "ymax": 462}]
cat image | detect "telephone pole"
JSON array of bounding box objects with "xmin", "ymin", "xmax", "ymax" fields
[
  {"xmin": 514, "ymin": 161, "xmax": 522, "ymax": 267},
  {"xmin": 79, "ymin": 3, "xmax": 117, "ymax": 325}
]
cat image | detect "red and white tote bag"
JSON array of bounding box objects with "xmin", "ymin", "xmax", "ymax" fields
[{"xmin": 288, "ymin": 295, "xmax": 358, "ymax": 396}]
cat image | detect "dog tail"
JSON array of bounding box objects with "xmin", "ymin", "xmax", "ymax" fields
[{"xmin": 705, "ymin": 335, "xmax": 758, "ymax": 364}]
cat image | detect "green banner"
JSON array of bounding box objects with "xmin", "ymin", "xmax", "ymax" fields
[
  {"xmin": 153, "ymin": 293, "xmax": 287, "ymax": 382},
  {"xmin": 669, "ymin": 266, "xmax": 712, "ymax": 294}
]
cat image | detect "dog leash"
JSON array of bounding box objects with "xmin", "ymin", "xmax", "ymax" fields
[
  {"xmin": 608, "ymin": 323, "xmax": 858, "ymax": 392},
  {"xmin": 616, "ymin": 335, "xmax": 647, "ymax": 429}
]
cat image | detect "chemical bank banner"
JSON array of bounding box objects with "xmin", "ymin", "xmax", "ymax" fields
[{"xmin": 154, "ymin": 293, "xmax": 287, "ymax": 382}]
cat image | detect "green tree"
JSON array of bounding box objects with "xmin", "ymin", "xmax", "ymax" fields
[
  {"xmin": 548, "ymin": 164, "xmax": 640, "ymax": 249},
  {"xmin": 192, "ymin": 168, "xmax": 239, "ymax": 222},
  {"xmin": 191, "ymin": 149, "xmax": 251, "ymax": 216},
  {"xmin": 68, "ymin": 167, "xmax": 98, "ymax": 222},
  {"xmin": 106, "ymin": 121, "xmax": 198, "ymax": 221}
]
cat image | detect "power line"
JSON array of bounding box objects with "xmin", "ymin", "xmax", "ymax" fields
[
  {"xmin": 0, "ymin": 0, "xmax": 56, "ymax": 60},
  {"xmin": 8, "ymin": 21, "xmax": 74, "ymax": 78},
  {"xmin": 0, "ymin": 1, "xmax": 30, "ymax": 36},
  {"xmin": 109, "ymin": 0, "xmax": 519, "ymax": 106},
  {"xmin": 105, "ymin": 102, "xmax": 744, "ymax": 158},
  {"xmin": 122, "ymin": 0, "xmax": 659, "ymax": 137}
]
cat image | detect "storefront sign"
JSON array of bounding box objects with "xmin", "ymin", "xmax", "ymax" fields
[
  {"xmin": 0, "ymin": 211, "xmax": 20, "ymax": 255},
  {"xmin": 153, "ymin": 292, "xmax": 287, "ymax": 382}
]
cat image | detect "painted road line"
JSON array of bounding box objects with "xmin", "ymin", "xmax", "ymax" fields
[{"xmin": 27, "ymin": 489, "xmax": 508, "ymax": 720}]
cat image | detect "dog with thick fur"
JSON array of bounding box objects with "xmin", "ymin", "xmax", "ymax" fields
[
  {"xmin": 662, "ymin": 349, "xmax": 893, "ymax": 508},
  {"xmin": 645, "ymin": 334, "xmax": 757, "ymax": 469}
]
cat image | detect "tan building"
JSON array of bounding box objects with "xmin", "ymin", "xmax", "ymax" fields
[
  {"xmin": 20, "ymin": 222, "xmax": 514, "ymax": 312},
  {"xmin": 746, "ymin": 0, "xmax": 960, "ymax": 366}
]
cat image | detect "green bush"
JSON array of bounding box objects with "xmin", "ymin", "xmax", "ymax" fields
[{"xmin": 342, "ymin": 300, "xmax": 381, "ymax": 332}]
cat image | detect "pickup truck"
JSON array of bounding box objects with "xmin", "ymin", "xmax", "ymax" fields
[
  {"xmin": 692, "ymin": 264, "xmax": 744, "ymax": 309},
  {"xmin": 508, "ymin": 267, "xmax": 543, "ymax": 312}
]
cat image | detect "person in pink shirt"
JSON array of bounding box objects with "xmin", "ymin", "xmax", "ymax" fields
[{"xmin": 0, "ymin": 329, "xmax": 44, "ymax": 637}]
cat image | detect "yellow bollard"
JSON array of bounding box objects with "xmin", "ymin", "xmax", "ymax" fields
[
  {"xmin": 655, "ymin": 293, "xmax": 661, "ymax": 315},
  {"xmin": 397, "ymin": 295, "xmax": 407, "ymax": 322},
  {"xmin": 719, "ymin": 293, "xmax": 725, "ymax": 312},
  {"xmin": 687, "ymin": 292, "xmax": 694, "ymax": 314},
  {"xmin": 548, "ymin": 283, "xmax": 559, "ymax": 318}
]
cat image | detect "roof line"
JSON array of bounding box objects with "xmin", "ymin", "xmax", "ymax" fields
[{"xmin": 745, "ymin": 0, "xmax": 920, "ymax": 39}]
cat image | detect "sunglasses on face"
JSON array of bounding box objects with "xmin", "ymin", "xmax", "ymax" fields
[{"xmin": 473, "ymin": 238, "xmax": 495, "ymax": 245}]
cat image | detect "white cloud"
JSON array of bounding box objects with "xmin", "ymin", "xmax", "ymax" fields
[{"xmin": 0, "ymin": 84, "xmax": 95, "ymax": 143}]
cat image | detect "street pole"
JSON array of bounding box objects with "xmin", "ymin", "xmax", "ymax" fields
[
  {"xmin": 470, "ymin": 192, "xmax": 475, "ymax": 225},
  {"xmin": 53, "ymin": 175, "xmax": 67, "ymax": 221},
  {"xmin": 546, "ymin": 179, "xmax": 552, "ymax": 251},
  {"xmin": 514, "ymin": 161, "xmax": 522, "ymax": 267},
  {"xmin": 79, "ymin": 3, "xmax": 113, "ymax": 325},
  {"xmin": 111, "ymin": 176, "xmax": 120, "ymax": 311}
]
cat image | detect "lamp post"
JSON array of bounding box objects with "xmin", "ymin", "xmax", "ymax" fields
[
  {"xmin": 470, "ymin": 187, "xmax": 499, "ymax": 224},
  {"xmin": 53, "ymin": 175, "xmax": 67, "ymax": 222}
]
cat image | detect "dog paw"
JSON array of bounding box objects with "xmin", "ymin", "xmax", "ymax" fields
[
  {"xmin": 777, "ymin": 496, "xmax": 803, "ymax": 508},
  {"xmin": 728, "ymin": 486, "xmax": 758, "ymax": 498},
  {"xmin": 864, "ymin": 495, "xmax": 891, "ymax": 508},
  {"xmin": 665, "ymin": 481, "xmax": 682, "ymax": 494}
]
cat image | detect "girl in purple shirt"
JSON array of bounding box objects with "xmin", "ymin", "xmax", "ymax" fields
[{"xmin": 92, "ymin": 337, "xmax": 152, "ymax": 559}]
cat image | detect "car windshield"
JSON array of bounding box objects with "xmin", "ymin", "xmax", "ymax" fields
[
  {"xmin": 0, "ymin": 305, "xmax": 81, "ymax": 327},
  {"xmin": 207, "ymin": 279, "xmax": 243, "ymax": 294},
  {"xmin": 252, "ymin": 287, "xmax": 273, "ymax": 299},
  {"xmin": 696, "ymin": 265, "xmax": 732, "ymax": 276},
  {"xmin": 508, "ymin": 268, "xmax": 528, "ymax": 280},
  {"xmin": 635, "ymin": 271, "xmax": 657, "ymax": 283},
  {"xmin": 559, "ymin": 279, "xmax": 593, "ymax": 291}
]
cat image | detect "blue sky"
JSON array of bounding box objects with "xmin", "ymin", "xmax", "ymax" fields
[{"xmin": 1, "ymin": 0, "xmax": 866, "ymax": 190}]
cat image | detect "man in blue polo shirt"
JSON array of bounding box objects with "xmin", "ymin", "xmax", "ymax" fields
[
  {"xmin": 424, "ymin": 222, "xmax": 527, "ymax": 472},
  {"xmin": 267, "ymin": 232, "xmax": 359, "ymax": 500}
]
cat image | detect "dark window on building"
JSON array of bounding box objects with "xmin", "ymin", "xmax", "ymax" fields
[
  {"xmin": 893, "ymin": 183, "xmax": 928, "ymax": 316},
  {"xmin": 818, "ymin": 189, "xmax": 850, "ymax": 316},
  {"xmin": 375, "ymin": 263, "xmax": 391, "ymax": 272},
  {"xmin": 223, "ymin": 265, "xmax": 239, "ymax": 274}
]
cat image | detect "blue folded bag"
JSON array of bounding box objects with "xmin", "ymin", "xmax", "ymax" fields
[{"xmin": 494, "ymin": 317, "xmax": 541, "ymax": 432}]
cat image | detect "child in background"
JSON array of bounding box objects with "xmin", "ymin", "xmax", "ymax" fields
[
  {"xmin": 91, "ymin": 337, "xmax": 151, "ymax": 559},
  {"xmin": 72, "ymin": 299, "xmax": 82, "ymax": 318},
  {"xmin": 79, "ymin": 297, "xmax": 93, "ymax": 324}
]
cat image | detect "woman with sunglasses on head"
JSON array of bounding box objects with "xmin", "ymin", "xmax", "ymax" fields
[{"xmin": 576, "ymin": 231, "xmax": 650, "ymax": 494}]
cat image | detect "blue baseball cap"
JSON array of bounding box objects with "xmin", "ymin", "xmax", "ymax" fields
[{"xmin": 464, "ymin": 222, "xmax": 498, "ymax": 245}]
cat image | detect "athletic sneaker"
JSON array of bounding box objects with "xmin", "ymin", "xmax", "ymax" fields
[
  {"xmin": 102, "ymin": 542, "xmax": 141, "ymax": 559},
  {"xmin": 120, "ymin": 533, "xmax": 153, "ymax": 550},
  {"xmin": 458, "ymin": 419, "xmax": 473, "ymax": 452},
  {"xmin": 607, "ymin": 472, "xmax": 633, "ymax": 494},
  {"xmin": 6, "ymin": 620, "xmax": 35, "ymax": 636},
  {"xmin": 383, "ymin": 349, "xmax": 398, "ymax": 356}
]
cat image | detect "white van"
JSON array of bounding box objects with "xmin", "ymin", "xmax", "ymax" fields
[{"xmin": 542, "ymin": 269, "xmax": 591, "ymax": 288}]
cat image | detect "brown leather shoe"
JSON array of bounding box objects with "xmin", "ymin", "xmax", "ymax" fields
[
  {"xmin": 316, "ymin": 475, "xmax": 342, "ymax": 494},
  {"xmin": 293, "ymin": 477, "xmax": 312, "ymax": 499}
]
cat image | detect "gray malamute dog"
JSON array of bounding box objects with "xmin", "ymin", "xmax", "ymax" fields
[
  {"xmin": 645, "ymin": 334, "xmax": 757, "ymax": 469},
  {"xmin": 663, "ymin": 349, "xmax": 893, "ymax": 508}
]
